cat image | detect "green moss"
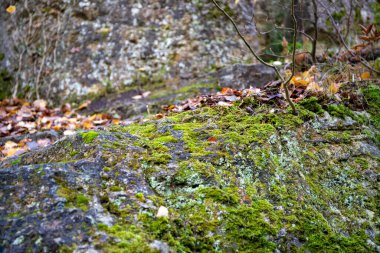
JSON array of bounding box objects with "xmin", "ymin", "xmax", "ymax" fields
[
  {"xmin": 69, "ymin": 150, "xmax": 79, "ymax": 157},
  {"xmin": 299, "ymin": 97, "xmax": 324, "ymax": 115},
  {"xmin": 222, "ymin": 200, "xmax": 279, "ymax": 251},
  {"xmin": 354, "ymin": 157, "xmax": 369, "ymax": 169},
  {"xmin": 86, "ymin": 101, "xmax": 379, "ymax": 252},
  {"xmin": 362, "ymin": 84, "xmax": 380, "ymax": 129},
  {"xmin": 57, "ymin": 187, "xmax": 90, "ymax": 211},
  {"xmin": 110, "ymin": 185, "xmax": 123, "ymax": 192},
  {"xmin": 326, "ymin": 104, "xmax": 355, "ymax": 119},
  {"xmin": 80, "ymin": 131, "xmax": 100, "ymax": 143},
  {"xmin": 59, "ymin": 245, "xmax": 76, "ymax": 253},
  {"xmin": 135, "ymin": 192, "xmax": 146, "ymax": 202},
  {"xmin": 11, "ymin": 157, "xmax": 22, "ymax": 166},
  {"xmin": 197, "ymin": 186, "xmax": 239, "ymax": 205},
  {"xmin": 76, "ymin": 194, "xmax": 90, "ymax": 207},
  {"xmin": 322, "ymin": 131, "xmax": 352, "ymax": 143},
  {"xmin": 97, "ymin": 224, "xmax": 156, "ymax": 252},
  {"xmin": 103, "ymin": 166, "xmax": 112, "ymax": 172}
]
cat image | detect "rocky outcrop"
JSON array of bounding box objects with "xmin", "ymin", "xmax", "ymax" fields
[
  {"xmin": 1, "ymin": 93, "xmax": 379, "ymax": 252},
  {"xmin": 0, "ymin": 0, "xmax": 259, "ymax": 104}
]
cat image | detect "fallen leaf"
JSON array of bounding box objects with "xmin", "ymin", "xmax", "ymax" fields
[
  {"xmin": 361, "ymin": 72, "xmax": 370, "ymax": 80},
  {"xmin": 6, "ymin": 5, "xmax": 16, "ymax": 14},
  {"xmin": 207, "ymin": 136, "xmax": 218, "ymax": 142},
  {"xmin": 155, "ymin": 113, "xmax": 164, "ymax": 119},
  {"xmin": 33, "ymin": 99, "xmax": 47, "ymax": 111},
  {"xmin": 221, "ymin": 87, "xmax": 235, "ymax": 96},
  {"xmin": 328, "ymin": 82, "xmax": 340, "ymax": 94}
]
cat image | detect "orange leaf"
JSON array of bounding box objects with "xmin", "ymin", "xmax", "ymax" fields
[
  {"xmin": 207, "ymin": 136, "xmax": 218, "ymax": 142},
  {"xmin": 155, "ymin": 114, "xmax": 164, "ymax": 119},
  {"xmin": 82, "ymin": 120, "xmax": 94, "ymax": 129},
  {"xmin": 361, "ymin": 72, "xmax": 370, "ymax": 80},
  {"xmin": 291, "ymin": 76, "xmax": 309, "ymax": 87},
  {"xmin": 221, "ymin": 87, "xmax": 234, "ymax": 95},
  {"xmin": 6, "ymin": 5, "xmax": 16, "ymax": 14}
]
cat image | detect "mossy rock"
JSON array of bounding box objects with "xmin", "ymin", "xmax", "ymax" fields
[{"xmin": 0, "ymin": 101, "xmax": 379, "ymax": 252}]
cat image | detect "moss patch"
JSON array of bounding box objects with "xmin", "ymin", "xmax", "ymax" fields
[{"xmin": 80, "ymin": 131, "xmax": 100, "ymax": 143}]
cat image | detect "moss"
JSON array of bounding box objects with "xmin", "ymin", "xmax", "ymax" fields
[
  {"xmin": 299, "ymin": 97, "xmax": 324, "ymax": 115},
  {"xmin": 222, "ymin": 200, "xmax": 280, "ymax": 252},
  {"xmin": 326, "ymin": 104, "xmax": 355, "ymax": 119},
  {"xmin": 87, "ymin": 101, "xmax": 379, "ymax": 252},
  {"xmin": 135, "ymin": 192, "xmax": 146, "ymax": 202},
  {"xmin": 69, "ymin": 150, "xmax": 79, "ymax": 157},
  {"xmin": 11, "ymin": 157, "xmax": 22, "ymax": 166},
  {"xmin": 362, "ymin": 84, "xmax": 380, "ymax": 130},
  {"xmin": 354, "ymin": 157, "xmax": 369, "ymax": 169},
  {"xmin": 197, "ymin": 186, "xmax": 239, "ymax": 205},
  {"xmin": 80, "ymin": 131, "xmax": 100, "ymax": 143},
  {"xmin": 110, "ymin": 185, "xmax": 123, "ymax": 192},
  {"xmin": 322, "ymin": 131, "xmax": 352, "ymax": 143},
  {"xmin": 57, "ymin": 187, "xmax": 90, "ymax": 212},
  {"xmin": 97, "ymin": 224, "xmax": 156, "ymax": 252},
  {"xmin": 59, "ymin": 245, "xmax": 77, "ymax": 253},
  {"xmin": 103, "ymin": 167, "xmax": 112, "ymax": 172}
]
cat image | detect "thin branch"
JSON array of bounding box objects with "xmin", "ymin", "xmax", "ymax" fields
[
  {"xmin": 210, "ymin": 0, "xmax": 297, "ymax": 114},
  {"xmin": 311, "ymin": 0, "xmax": 318, "ymax": 63},
  {"xmin": 283, "ymin": 0, "xmax": 298, "ymax": 114}
]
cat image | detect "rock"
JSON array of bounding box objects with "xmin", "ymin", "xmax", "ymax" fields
[
  {"xmin": 156, "ymin": 206, "xmax": 169, "ymax": 218},
  {"xmin": 0, "ymin": 0, "xmax": 257, "ymax": 104},
  {"xmin": 1, "ymin": 101, "xmax": 379, "ymax": 252},
  {"xmin": 210, "ymin": 64, "xmax": 276, "ymax": 88}
]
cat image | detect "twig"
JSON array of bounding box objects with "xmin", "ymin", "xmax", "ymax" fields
[
  {"xmin": 210, "ymin": 0, "xmax": 297, "ymax": 114},
  {"xmin": 311, "ymin": 0, "xmax": 318, "ymax": 63},
  {"xmin": 282, "ymin": 0, "xmax": 298, "ymax": 114}
]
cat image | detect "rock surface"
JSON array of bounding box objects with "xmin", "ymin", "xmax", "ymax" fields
[
  {"xmin": 1, "ymin": 96, "xmax": 380, "ymax": 252},
  {"xmin": 0, "ymin": 0, "xmax": 258, "ymax": 103}
]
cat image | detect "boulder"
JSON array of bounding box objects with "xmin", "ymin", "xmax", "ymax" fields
[
  {"xmin": 0, "ymin": 0, "xmax": 257, "ymax": 104},
  {"xmin": 1, "ymin": 97, "xmax": 379, "ymax": 252}
]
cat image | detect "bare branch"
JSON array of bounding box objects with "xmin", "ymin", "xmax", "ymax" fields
[
  {"xmin": 210, "ymin": 0, "xmax": 297, "ymax": 114},
  {"xmin": 283, "ymin": 0, "xmax": 298, "ymax": 114},
  {"xmin": 311, "ymin": 0, "xmax": 318, "ymax": 63}
]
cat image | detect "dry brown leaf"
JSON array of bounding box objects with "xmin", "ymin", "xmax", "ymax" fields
[{"xmin": 33, "ymin": 99, "xmax": 48, "ymax": 111}]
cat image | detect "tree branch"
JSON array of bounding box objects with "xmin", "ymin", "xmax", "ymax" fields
[{"xmin": 210, "ymin": 0, "xmax": 297, "ymax": 114}]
